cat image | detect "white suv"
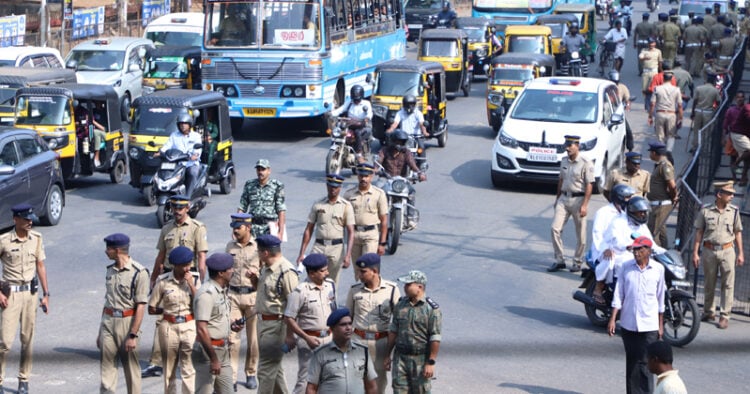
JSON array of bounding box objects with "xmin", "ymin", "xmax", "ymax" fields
[
  {"xmin": 491, "ymin": 77, "xmax": 626, "ymax": 190},
  {"xmin": 65, "ymin": 37, "xmax": 154, "ymax": 121},
  {"xmin": 0, "ymin": 46, "xmax": 65, "ymax": 68}
]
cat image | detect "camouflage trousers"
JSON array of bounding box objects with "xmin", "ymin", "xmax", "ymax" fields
[{"xmin": 392, "ymin": 353, "xmax": 431, "ymax": 394}]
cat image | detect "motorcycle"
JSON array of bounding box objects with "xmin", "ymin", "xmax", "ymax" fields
[
  {"xmin": 374, "ymin": 160, "xmax": 428, "ymax": 255},
  {"xmin": 325, "ymin": 116, "xmax": 371, "ymax": 175},
  {"xmin": 153, "ymin": 146, "xmax": 209, "ymax": 227},
  {"xmin": 572, "ymin": 246, "xmax": 700, "ymax": 347},
  {"xmin": 596, "ymin": 0, "xmax": 610, "ymax": 20},
  {"xmin": 567, "ymin": 51, "xmax": 584, "ymax": 77}
]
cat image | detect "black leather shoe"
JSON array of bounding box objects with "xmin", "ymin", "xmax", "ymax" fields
[
  {"xmin": 18, "ymin": 381, "xmax": 28, "ymax": 394},
  {"xmin": 141, "ymin": 364, "xmax": 163, "ymax": 377},
  {"xmin": 233, "ymin": 382, "xmax": 238, "ymax": 392},
  {"xmin": 547, "ymin": 262, "xmax": 566, "ymax": 272},
  {"xmin": 246, "ymin": 375, "xmax": 258, "ymax": 389}
]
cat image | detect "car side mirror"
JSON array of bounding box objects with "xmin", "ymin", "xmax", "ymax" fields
[
  {"xmin": 365, "ymin": 73, "xmax": 372, "ymax": 83},
  {"xmin": 129, "ymin": 63, "xmax": 141, "ymax": 72},
  {"xmin": 65, "ymin": 59, "xmax": 78, "ymax": 70},
  {"xmin": 0, "ymin": 164, "xmax": 15, "ymax": 176},
  {"xmin": 608, "ymin": 113, "xmax": 624, "ymax": 129}
]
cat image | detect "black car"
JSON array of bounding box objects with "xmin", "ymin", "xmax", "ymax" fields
[
  {"xmin": 405, "ymin": 0, "xmax": 444, "ymax": 41},
  {"xmin": 0, "ymin": 127, "xmax": 65, "ymax": 229}
]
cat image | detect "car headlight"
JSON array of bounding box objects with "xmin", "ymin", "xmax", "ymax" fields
[
  {"xmin": 391, "ymin": 179, "xmax": 407, "ymax": 193},
  {"xmin": 579, "ymin": 137, "xmax": 597, "ymax": 151},
  {"xmin": 373, "ymin": 105, "xmax": 388, "ymax": 118},
  {"xmin": 129, "ymin": 147, "xmax": 140, "ymax": 159},
  {"xmin": 499, "ymin": 130, "xmax": 518, "ymax": 148},
  {"xmin": 48, "ymin": 139, "xmax": 58, "ymax": 149}
]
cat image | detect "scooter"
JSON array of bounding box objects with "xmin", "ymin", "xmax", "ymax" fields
[
  {"xmin": 596, "ymin": 0, "xmax": 610, "ymax": 20},
  {"xmin": 153, "ymin": 146, "xmax": 209, "ymax": 227},
  {"xmin": 374, "ymin": 160, "xmax": 427, "ymax": 255},
  {"xmin": 325, "ymin": 116, "xmax": 371, "ymax": 175},
  {"xmin": 572, "ymin": 246, "xmax": 700, "ymax": 347}
]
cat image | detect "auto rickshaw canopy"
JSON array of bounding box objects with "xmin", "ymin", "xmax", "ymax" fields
[{"xmin": 419, "ymin": 28, "xmax": 469, "ymax": 42}]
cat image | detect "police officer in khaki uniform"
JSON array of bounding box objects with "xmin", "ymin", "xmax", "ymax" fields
[
  {"xmin": 143, "ymin": 195, "xmax": 209, "ymax": 378},
  {"xmin": 727, "ymin": 0, "xmax": 739, "ymax": 29},
  {"xmin": 297, "ymin": 174, "xmax": 356, "ymax": 284},
  {"xmin": 250, "ymin": 235, "xmax": 299, "ymax": 394},
  {"xmin": 347, "ymin": 253, "xmax": 400, "ymax": 394},
  {"xmin": 696, "ymin": 16, "xmax": 710, "ymax": 72},
  {"xmin": 717, "ymin": 27, "xmax": 738, "ymax": 68},
  {"xmin": 634, "ymin": 13, "xmax": 657, "ymax": 75},
  {"xmin": 604, "ymin": 152, "xmax": 651, "ymax": 199},
  {"xmin": 703, "ymin": 7, "xmax": 716, "ymax": 30},
  {"xmin": 343, "ymin": 163, "xmax": 388, "ymax": 280},
  {"xmin": 148, "ymin": 246, "xmax": 199, "ymax": 393},
  {"xmin": 672, "ymin": 59, "xmax": 694, "ymax": 112},
  {"xmin": 709, "ymin": 15, "xmax": 728, "ymax": 55},
  {"xmin": 650, "ymin": 72, "xmax": 684, "ymax": 152},
  {"xmin": 690, "ymin": 73, "xmax": 721, "ymax": 151},
  {"xmin": 683, "ymin": 17, "xmax": 708, "ymax": 76},
  {"xmin": 0, "ymin": 204, "xmax": 50, "ymax": 394},
  {"xmin": 226, "ymin": 213, "xmax": 261, "ymax": 390},
  {"xmin": 549, "ymin": 135, "xmax": 594, "ymax": 273},
  {"xmin": 639, "ymin": 38, "xmax": 662, "ymax": 112},
  {"xmin": 283, "ymin": 254, "xmax": 336, "ymax": 394},
  {"xmin": 193, "ymin": 253, "xmax": 243, "ymax": 394},
  {"xmin": 660, "ymin": 14, "xmax": 682, "ymax": 67},
  {"xmin": 647, "ymin": 142, "xmax": 678, "ymax": 248},
  {"xmin": 306, "ymin": 308, "xmax": 378, "ymax": 393},
  {"xmin": 693, "ymin": 181, "xmax": 744, "ymax": 329},
  {"xmin": 98, "ymin": 233, "xmax": 149, "ymax": 394}
]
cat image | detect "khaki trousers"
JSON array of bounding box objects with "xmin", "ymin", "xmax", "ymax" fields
[
  {"xmin": 654, "ymin": 113, "xmax": 677, "ymax": 144},
  {"xmin": 257, "ymin": 319, "xmax": 289, "ymax": 394},
  {"xmin": 193, "ymin": 343, "xmax": 233, "ymax": 394},
  {"xmin": 701, "ymin": 247, "xmax": 736, "ymax": 319},
  {"xmin": 0, "ymin": 290, "xmax": 37, "ymax": 384},
  {"xmin": 356, "ymin": 335, "xmax": 389, "ymax": 394},
  {"xmin": 551, "ymin": 196, "xmax": 586, "ymax": 264},
  {"xmin": 311, "ymin": 243, "xmax": 344, "ymax": 284},
  {"xmin": 662, "ymin": 42, "xmax": 677, "ymax": 67},
  {"xmin": 229, "ymin": 291, "xmax": 259, "ymax": 382},
  {"xmin": 158, "ymin": 320, "xmax": 196, "ymax": 394},
  {"xmin": 691, "ymin": 111, "xmax": 714, "ymax": 149},
  {"xmin": 292, "ymin": 334, "xmax": 332, "ymax": 394},
  {"xmin": 148, "ymin": 315, "xmax": 164, "ymax": 367},
  {"xmin": 684, "ymin": 45, "xmax": 699, "ymax": 74},
  {"xmin": 648, "ymin": 204, "xmax": 671, "ymax": 247},
  {"xmin": 641, "ymin": 71, "xmax": 656, "ymax": 95},
  {"xmin": 690, "ymin": 47, "xmax": 705, "ymax": 76},
  {"xmin": 351, "ymin": 229, "xmax": 380, "ymax": 281},
  {"xmin": 99, "ymin": 315, "xmax": 141, "ymax": 394}
]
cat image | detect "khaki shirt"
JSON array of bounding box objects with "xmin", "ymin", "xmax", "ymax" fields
[
  {"xmin": 634, "ymin": 21, "xmax": 657, "ymax": 42},
  {"xmin": 694, "ymin": 203, "xmax": 742, "ymax": 244},
  {"xmin": 639, "ymin": 48, "xmax": 662, "ymax": 71},
  {"xmin": 652, "ymin": 83, "xmax": 682, "ymax": 112},
  {"xmin": 693, "ymin": 83, "xmax": 720, "ymax": 111},
  {"xmin": 0, "ymin": 229, "xmax": 45, "ymax": 283},
  {"xmin": 346, "ymin": 279, "xmax": 401, "ymax": 333},
  {"xmin": 256, "ymin": 257, "xmax": 299, "ymax": 316},
  {"xmin": 307, "ymin": 341, "xmax": 377, "ymax": 392},
  {"xmin": 604, "ymin": 168, "xmax": 651, "ymax": 197},
  {"xmin": 741, "ymin": 17, "xmax": 750, "ymax": 35},
  {"xmin": 226, "ymin": 239, "xmax": 259, "ymax": 288},
  {"xmin": 718, "ymin": 36, "xmax": 737, "ymax": 57},
  {"xmin": 193, "ymin": 279, "xmax": 230, "ymax": 339},
  {"xmin": 647, "ymin": 158, "xmax": 675, "ymax": 201},
  {"xmin": 149, "ymin": 272, "xmax": 198, "ymax": 316},
  {"xmin": 103, "ymin": 258, "xmax": 150, "ymax": 311},
  {"xmin": 284, "ymin": 278, "xmax": 336, "ymax": 331},
  {"xmin": 703, "ymin": 14, "xmax": 717, "ymax": 29},
  {"xmin": 709, "ymin": 23, "xmax": 726, "ymax": 41},
  {"xmin": 683, "ymin": 25, "xmax": 705, "ymax": 44},
  {"xmin": 156, "ymin": 217, "xmax": 208, "ymax": 269},
  {"xmin": 617, "ymin": 82, "xmax": 631, "ymax": 103},
  {"xmin": 343, "ymin": 185, "xmax": 388, "ymax": 227},
  {"xmin": 660, "ymin": 22, "xmax": 681, "ymax": 44},
  {"xmin": 307, "ymin": 197, "xmax": 356, "ymax": 240},
  {"xmin": 671, "ymin": 67, "xmax": 693, "ymax": 99},
  {"xmin": 559, "ymin": 155, "xmax": 594, "ymax": 194}
]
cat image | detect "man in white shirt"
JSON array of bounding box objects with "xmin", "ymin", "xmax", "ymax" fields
[
  {"xmin": 158, "ymin": 113, "xmax": 203, "ymax": 197},
  {"xmin": 589, "ymin": 184, "xmax": 634, "ymax": 288},
  {"xmin": 331, "ymin": 85, "xmax": 373, "ymax": 160},
  {"xmin": 605, "ymin": 20, "xmax": 629, "ymax": 72}
]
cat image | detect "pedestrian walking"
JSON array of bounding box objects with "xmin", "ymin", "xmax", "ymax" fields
[
  {"xmin": 646, "ymin": 142, "xmax": 678, "ymax": 248},
  {"xmin": 604, "ymin": 152, "xmax": 651, "ymax": 199},
  {"xmin": 671, "ymin": 59, "xmax": 693, "ymax": 114},
  {"xmin": 283, "ymin": 254, "xmax": 336, "ymax": 394},
  {"xmin": 726, "ymin": 91, "xmax": 748, "ymax": 184},
  {"xmin": 549, "ymin": 135, "xmax": 594, "ymax": 273},
  {"xmin": 647, "ymin": 341, "xmax": 688, "ymax": 394},
  {"xmin": 608, "ymin": 236, "xmax": 665, "ymax": 394},
  {"xmin": 692, "ymin": 181, "xmax": 744, "ymax": 329},
  {"xmin": 690, "ymin": 73, "xmax": 720, "ymax": 152},
  {"xmin": 238, "ymin": 159, "xmax": 287, "ymax": 240},
  {"xmin": 98, "ymin": 233, "xmax": 149, "ymax": 394},
  {"xmin": 347, "ymin": 253, "xmax": 400, "ymax": 394},
  {"xmin": 634, "ymin": 13, "xmax": 657, "ymax": 75},
  {"xmin": 659, "ymin": 14, "xmax": 681, "ymax": 67},
  {"xmin": 717, "ymin": 28, "xmax": 738, "ymax": 68},
  {"xmin": 683, "ymin": 17, "xmax": 707, "ymax": 76},
  {"xmin": 639, "ymin": 38, "xmax": 662, "ymax": 112},
  {"xmin": 297, "ymin": 174, "xmax": 355, "ymax": 284},
  {"xmin": 650, "ymin": 71, "xmax": 683, "ymax": 152}
]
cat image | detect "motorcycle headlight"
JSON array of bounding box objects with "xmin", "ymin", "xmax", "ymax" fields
[
  {"xmin": 129, "ymin": 147, "xmax": 140, "ymax": 159},
  {"xmin": 332, "ymin": 128, "xmax": 343, "ymax": 138},
  {"xmin": 499, "ymin": 130, "xmax": 518, "ymax": 148},
  {"xmin": 373, "ymin": 105, "xmax": 388, "ymax": 118},
  {"xmin": 476, "ymin": 48, "xmax": 488, "ymax": 57},
  {"xmin": 579, "ymin": 137, "xmax": 597, "ymax": 151},
  {"xmin": 391, "ymin": 179, "xmax": 407, "ymax": 193},
  {"xmin": 488, "ymin": 93, "xmax": 502, "ymax": 104},
  {"xmin": 571, "ymin": 51, "xmax": 580, "ymax": 59}
]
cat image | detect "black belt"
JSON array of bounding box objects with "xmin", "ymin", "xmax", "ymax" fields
[
  {"xmin": 562, "ymin": 191, "xmax": 585, "ymax": 197},
  {"xmin": 229, "ymin": 285, "xmax": 256, "ymax": 294},
  {"xmin": 315, "ymin": 238, "xmax": 343, "ymax": 246},
  {"xmin": 396, "ymin": 345, "xmax": 426, "ymax": 355},
  {"xmin": 252, "ymin": 217, "xmax": 276, "ymax": 225},
  {"xmin": 355, "ymin": 224, "xmax": 377, "ymax": 232}
]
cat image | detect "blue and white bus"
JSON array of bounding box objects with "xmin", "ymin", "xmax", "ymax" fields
[
  {"xmin": 201, "ymin": 0, "xmax": 407, "ymax": 132},
  {"xmin": 472, "ymin": 0, "xmax": 558, "ymax": 27}
]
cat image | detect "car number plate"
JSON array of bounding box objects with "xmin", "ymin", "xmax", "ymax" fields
[
  {"xmin": 161, "ymin": 162, "xmax": 176, "ymax": 170},
  {"xmin": 408, "ymin": 24, "xmax": 422, "ymax": 29},
  {"xmin": 527, "ymin": 147, "xmax": 557, "ymax": 162},
  {"xmin": 244, "ymin": 108, "xmax": 277, "ymax": 117}
]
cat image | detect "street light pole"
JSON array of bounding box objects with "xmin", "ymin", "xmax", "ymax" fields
[{"xmin": 40, "ymin": 0, "xmax": 48, "ymax": 47}]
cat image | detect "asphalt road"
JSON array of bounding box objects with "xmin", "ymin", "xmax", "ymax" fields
[{"xmin": 10, "ymin": 5, "xmax": 750, "ymax": 394}]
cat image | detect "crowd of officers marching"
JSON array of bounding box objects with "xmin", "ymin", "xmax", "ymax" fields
[{"xmin": 0, "ymin": 158, "xmax": 442, "ymax": 394}]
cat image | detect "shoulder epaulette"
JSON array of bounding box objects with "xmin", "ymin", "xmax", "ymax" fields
[
  {"xmin": 350, "ymin": 282, "xmax": 364, "ymax": 289},
  {"xmin": 425, "ymin": 297, "xmax": 439, "ymax": 309},
  {"xmin": 106, "ymin": 262, "xmax": 115, "ymax": 269}
]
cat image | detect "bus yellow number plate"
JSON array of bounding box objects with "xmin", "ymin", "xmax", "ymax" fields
[{"xmin": 244, "ymin": 108, "xmax": 277, "ymax": 117}]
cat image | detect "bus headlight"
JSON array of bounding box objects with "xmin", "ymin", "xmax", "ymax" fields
[{"xmin": 226, "ymin": 86, "xmax": 237, "ymax": 96}]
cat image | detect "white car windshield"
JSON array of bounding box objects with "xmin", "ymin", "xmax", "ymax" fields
[
  {"xmin": 511, "ymin": 89, "xmax": 597, "ymax": 123},
  {"xmin": 68, "ymin": 50, "xmax": 126, "ymax": 71}
]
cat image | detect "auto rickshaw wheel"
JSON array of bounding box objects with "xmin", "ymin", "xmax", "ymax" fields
[
  {"xmin": 220, "ymin": 169, "xmax": 235, "ymax": 195},
  {"xmin": 143, "ymin": 185, "xmax": 157, "ymax": 207},
  {"xmin": 110, "ymin": 159, "xmax": 126, "ymax": 184},
  {"xmin": 437, "ymin": 129, "xmax": 448, "ymax": 148},
  {"xmin": 121, "ymin": 92, "xmax": 132, "ymax": 122}
]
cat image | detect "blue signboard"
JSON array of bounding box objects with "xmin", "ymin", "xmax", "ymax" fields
[
  {"xmin": 142, "ymin": 0, "xmax": 172, "ymax": 27},
  {"xmin": 0, "ymin": 15, "xmax": 26, "ymax": 47},
  {"xmin": 72, "ymin": 6, "xmax": 105, "ymax": 40}
]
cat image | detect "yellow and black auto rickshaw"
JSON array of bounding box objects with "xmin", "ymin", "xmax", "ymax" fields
[
  {"xmin": 371, "ymin": 60, "xmax": 448, "ymax": 147},
  {"xmin": 0, "ymin": 68, "xmax": 77, "ymax": 125},
  {"xmin": 129, "ymin": 89, "xmax": 235, "ymax": 205},
  {"xmin": 485, "ymin": 53, "xmax": 555, "ymax": 133},
  {"xmin": 417, "ymin": 28, "xmax": 471, "ymax": 98},
  {"xmin": 13, "ymin": 83, "xmax": 126, "ymax": 183},
  {"xmin": 455, "ymin": 17, "xmax": 499, "ymax": 79},
  {"xmin": 535, "ymin": 14, "xmax": 579, "ymax": 69},
  {"xmin": 142, "ymin": 45, "xmax": 202, "ymax": 95},
  {"xmin": 503, "ymin": 25, "xmax": 553, "ymax": 56},
  {"xmin": 553, "ymin": 3, "xmax": 598, "ymax": 61}
]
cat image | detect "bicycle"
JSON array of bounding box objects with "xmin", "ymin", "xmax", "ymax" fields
[{"xmin": 598, "ymin": 40, "xmax": 616, "ymax": 76}]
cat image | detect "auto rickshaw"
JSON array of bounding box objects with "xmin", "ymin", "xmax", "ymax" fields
[
  {"xmin": 13, "ymin": 83, "xmax": 126, "ymax": 183},
  {"xmin": 417, "ymin": 29, "xmax": 471, "ymax": 98},
  {"xmin": 371, "ymin": 60, "xmax": 448, "ymax": 147},
  {"xmin": 485, "ymin": 53, "xmax": 555, "ymax": 133},
  {"xmin": 129, "ymin": 89, "xmax": 235, "ymax": 205},
  {"xmin": 535, "ymin": 14, "xmax": 578, "ymax": 69},
  {"xmin": 0, "ymin": 68, "xmax": 77, "ymax": 125},
  {"xmin": 455, "ymin": 17, "xmax": 499, "ymax": 79},
  {"xmin": 142, "ymin": 45, "xmax": 201, "ymax": 95},
  {"xmin": 503, "ymin": 25, "xmax": 553, "ymax": 56},
  {"xmin": 553, "ymin": 3, "xmax": 598, "ymax": 61}
]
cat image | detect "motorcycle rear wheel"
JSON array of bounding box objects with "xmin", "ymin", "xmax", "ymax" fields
[
  {"xmin": 585, "ymin": 281, "xmax": 610, "ymax": 327},
  {"xmin": 386, "ymin": 207, "xmax": 402, "ymax": 255},
  {"xmin": 663, "ymin": 294, "xmax": 700, "ymax": 347}
]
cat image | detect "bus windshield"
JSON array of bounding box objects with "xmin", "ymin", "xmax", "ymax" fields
[
  {"xmin": 473, "ymin": 0, "xmax": 554, "ymax": 13},
  {"xmin": 15, "ymin": 95, "xmax": 70, "ymax": 125},
  {"xmin": 375, "ymin": 72, "xmax": 422, "ymax": 97},
  {"xmin": 132, "ymin": 106, "xmax": 180, "ymax": 136}
]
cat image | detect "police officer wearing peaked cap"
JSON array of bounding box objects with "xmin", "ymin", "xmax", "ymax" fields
[
  {"xmin": 647, "ymin": 141, "xmax": 678, "ymax": 248},
  {"xmin": 604, "ymin": 151, "xmax": 651, "ymax": 200}
]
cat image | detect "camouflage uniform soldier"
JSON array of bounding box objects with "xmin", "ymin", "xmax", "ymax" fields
[
  {"xmin": 239, "ymin": 159, "xmax": 287, "ymax": 239},
  {"xmin": 385, "ymin": 271, "xmax": 442, "ymax": 394}
]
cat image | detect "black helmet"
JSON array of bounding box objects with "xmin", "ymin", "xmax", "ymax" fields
[
  {"xmin": 627, "ymin": 197, "xmax": 650, "ymax": 225},
  {"xmin": 403, "ymin": 94, "xmax": 417, "ymax": 114},
  {"xmin": 611, "ymin": 184, "xmax": 635, "ymax": 211},
  {"xmin": 443, "ymin": 1, "xmax": 451, "ymax": 9},
  {"xmin": 350, "ymin": 85, "xmax": 364, "ymax": 102},
  {"xmin": 570, "ymin": 22, "xmax": 579, "ymax": 30},
  {"xmin": 389, "ymin": 129, "xmax": 409, "ymax": 147},
  {"xmin": 177, "ymin": 113, "xmax": 193, "ymax": 126},
  {"xmin": 608, "ymin": 70, "xmax": 620, "ymax": 83}
]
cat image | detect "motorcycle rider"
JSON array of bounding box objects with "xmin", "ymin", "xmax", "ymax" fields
[
  {"xmin": 331, "ymin": 84, "xmax": 373, "ymax": 162},
  {"xmin": 156, "ymin": 113, "xmax": 203, "ymax": 197},
  {"xmin": 436, "ymin": 1, "xmax": 457, "ymax": 28},
  {"xmin": 590, "ymin": 184, "xmax": 635, "ymax": 296},
  {"xmin": 386, "ymin": 95, "xmax": 430, "ymax": 151},
  {"xmin": 377, "ymin": 129, "xmax": 426, "ymax": 229},
  {"xmin": 614, "ymin": 0, "xmax": 633, "ymax": 35},
  {"xmin": 633, "ymin": 13, "xmax": 657, "ymax": 75},
  {"xmin": 561, "ymin": 22, "xmax": 589, "ymax": 75}
]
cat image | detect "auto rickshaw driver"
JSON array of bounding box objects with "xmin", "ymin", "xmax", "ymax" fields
[
  {"xmin": 331, "ymin": 84, "xmax": 373, "ymax": 162},
  {"xmin": 203, "ymin": 110, "xmax": 219, "ymax": 171},
  {"xmin": 75, "ymin": 100, "xmax": 107, "ymax": 167},
  {"xmin": 155, "ymin": 113, "xmax": 202, "ymax": 196}
]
